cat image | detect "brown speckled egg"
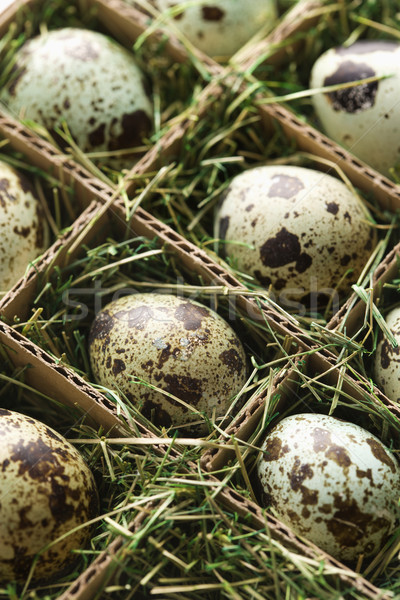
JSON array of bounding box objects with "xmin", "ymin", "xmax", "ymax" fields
[
  {"xmin": 310, "ymin": 41, "xmax": 400, "ymax": 177},
  {"xmin": 0, "ymin": 408, "xmax": 98, "ymax": 583},
  {"xmin": 0, "ymin": 160, "xmax": 49, "ymax": 293},
  {"xmin": 88, "ymin": 293, "xmax": 247, "ymax": 429},
  {"xmin": 256, "ymin": 413, "xmax": 400, "ymax": 561},
  {"xmin": 1, "ymin": 28, "xmax": 152, "ymax": 158},
  {"xmin": 216, "ymin": 165, "xmax": 375, "ymax": 300},
  {"xmin": 373, "ymin": 306, "xmax": 400, "ymax": 402},
  {"xmin": 147, "ymin": 0, "xmax": 277, "ymax": 58}
]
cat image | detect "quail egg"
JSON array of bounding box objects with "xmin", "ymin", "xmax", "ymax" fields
[
  {"xmin": 144, "ymin": 0, "xmax": 278, "ymax": 58},
  {"xmin": 1, "ymin": 28, "xmax": 153, "ymax": 160},
  {"xmin": 256, "ymin": 413, "xmax": 400, "ymax": 561},
  {"xmin": 310, "ymin": 40, "xmax": 400, "ymax": 177},
  {"xmin": 0, "ymin": 408, "xmax": 98, "ymax": 583},
  {"xmin": 88, "ymin": 293, "xmax": 247, "ymax": 429},
  {"xmin": 373, "ymin": 306, "xmax": 400, "ymax": 403},
  {"xmin": 0, "ymin": 160, "xmax": 49, "ymax": 292},
  {"xmin": 216, "ymin": 165, "xmax": 375, "ymax": 301}
]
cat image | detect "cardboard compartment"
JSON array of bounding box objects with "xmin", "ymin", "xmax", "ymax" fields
[
  {"xmin": 200, "ymin": 347, "xmax": 400, "ymax": 596},
  {"xmin": 236, "ymin": 1, "xmax": 400, "ymax": 184},
  {"xmin": 1, "ymin": 190, "xmax": 304, "ymax": 436},
  {"xmin": 116, "ymin": 78, "xmax": 399, "ymax": 333},
  {"xmin": 0, "ymin": 0, "xmax": 213, "ymax": 179}
]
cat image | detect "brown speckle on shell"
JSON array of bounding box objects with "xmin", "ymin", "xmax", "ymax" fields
[
  {"xmin": 324, "ymin": 61, "xmax": 378, "ymax": 113},
  {"xmin": 260, "ymin": 228, "xmax": 301, "ymax": 269},
  {"xmin": 268, "ymin": 174, "xmax": 304, "ymax": 199},
  {"xmin": 202, "ymin": 6, "xmax": 225, "ymax": 20}
]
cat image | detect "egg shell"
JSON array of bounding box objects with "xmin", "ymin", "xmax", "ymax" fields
[
  {"xmin": 373, "ymin": 306, "xmax": 400, "ymax": 403},
  {"xmin": 310, "ymin": 41, "xmax": 400, "ymax": 177},
  {"xmin": 216, "ymin": 165, "xmax": 375, "ymax": 299},
  {"xmin": 0, "ymin": 160, "xmax": 49, "ymax": 292},
  {"xmin": 88, "ymin": 293, "xmax": 247, "ymax": 429},
  {"xmin": 149, "ymin": 0, "xmax": 277, "ymax": 58},
  {"xmin": 1, "ymin": 28, "xmax": 153, "ymax": 157},
  {"xmin": 0, "ymin": 408, "xmax": 98, "ymax": 583},
  {"xmin": 256, "ymin": 413, "xmax": 400, "ymax": 561}
]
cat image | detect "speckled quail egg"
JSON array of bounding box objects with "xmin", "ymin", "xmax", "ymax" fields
[
  {"xmin": 0, "ymin": 28, "xmax": 153, "ymax": 159},
  {"xmin": 373, "ymin": 306, "xmax": 400, "ymax": 403},
  {"xmin": 0, "ymin": 160, "xmax": 49, "ymax": 292},
  {"xmin": 0, "ymin": 408, "xmax": 98, "ymax": 583},
  {"xmin": 88, "ymin": 293, "xmax": 247, "ymax": 429},
  {"xmin": 216, "ymin": 165, "xmax": 375, "ymax": 300},
  {"xmin": 256, "ymin": 413, "xmax": 400, "ymax": 561},
  {"xmin": 144, "ymin": 0, "xmax": 277, "ymax": 58},
  {"xmin": 310, "ymin": 40, "xmax": 400, "ymax": 177}
]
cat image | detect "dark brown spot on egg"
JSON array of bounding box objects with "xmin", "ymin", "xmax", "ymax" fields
[
  {"xmin": 367, "ymin": 438, "xmax": 396, "ymax": 473},
  {"xmin": 174, "ymin": 302, "xmax": 209, "ymax": 331},
  {"xmin": 263, "ymin": 437, "xmax": 290, "ymax": 461},
  {"xmin": 289, "ymin": 459, "xmax": 314, "ymax": 492},
  {"xmin": 327, "ymin": 492, "xmax": 388, "ymax": 548},
  {"xmin": 89, "ymin": 311, "xmax": 115, "ymax": 342},
  {"xmin": 109, "ymin": 110, "xmax": 152, "ymax": 150},
  {"xmin": 219, "ymin": 348, "xmax": 243, "ymax": 375},
  {"xmin": 202, "ymin": 6, "xmax": 225, "ymax": 20},
  {"xmin": 0, "ymin": 178, "xmax": 16, "ymax": 206},
  {"xmin": 295, "ymin": 253, "xmax": 312, "ymax": 274},
  {"xmin": 275, "ymin": 278, "xmax": 287, "ymax": 290},
  {"xmin": 260, "ymin": 228, "xmax": 301, "ymax": 268},
  {"xmin": 112, "ymin": 359, "xmax": 126, "ymax": 375},
  {"xmin": 268, "ymin": 175, "xmax": 304, "ymax": 199},
  {"xmin": 88, "ymin": 122, "xmax": 106, "ymax": 148},
  {"xmin": 163, "ymin": 373, "xmax": 203, "ymax": 405},
  {"xmin": 245, "ymin": 204, "xmax": 254, "ymax": 212},
  {"xmin": 340, "ymin": 255, "xmax": 351, "ymax": 266},
  {"xmin": 13, "ymin": 225, "xmax": 31, "ymax": 238},
  {"xmin": 325, "ymin": 445, "xmax": 351, "ymax": 468},
  {"xmin": 324, "ymin": 60, "xmax": 377, "ymax": 113},
  {"xmin": 326, "ymin": 201, "xmax": 339, "ymax": 215},
  {"xmin": 356, "ymin": 468, "xmax": 373, "ymax": 483},
  {"xmin": 380, "ymin": 338, "xmax": 396, "ymax": 369},
  {"xmin": 253, "ymin": 271, "xmax": 272, "ymax": 287}
]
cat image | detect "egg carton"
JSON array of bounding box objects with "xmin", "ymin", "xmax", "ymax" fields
[
  {"xmin": 59, "ymin": 360, "xmax": 395, "ymax": 600},
  {"xmin": 1, "ymin": 0, "xmax": 400, "ymax": 597},
  {"xmin": 199, "ymin": 351, "xmax": 400, "ymax": 597}
]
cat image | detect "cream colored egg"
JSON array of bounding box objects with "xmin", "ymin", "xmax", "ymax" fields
[
  {"xmin": 147, "ymin": 0, "xmax": 277, "ymax": 58},
  {"xmin": 373, "ymin": 306, "xmax": 400, "ymax": 402},
  {"xmin": 0, "ymin": 160, "xmax": 49, "ymax": 292},
  {"xmin": 256, "ymin": 413, "xmax": 400, "ymax": 561},
  {"xmin": 0, "ymin": 408, "xmax": 98, "ymax": 583},
  {"xmin": 216, "ymin": 165, "xmax": 375, "ymax": 300},
  {"xmin": 310, "ymin": 41, "xmax": 400, "ymax": 177},
  {"xmin": 88, "ymin": 293, "xmax": 247, "ymax": 429},
  {"xmin": 1, "ymin": 28, "xmax": 153, "ymax": 156}
]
